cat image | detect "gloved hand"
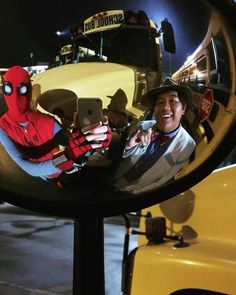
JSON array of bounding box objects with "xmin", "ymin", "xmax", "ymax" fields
[
  {"xmin": 66, "ymin": 121, "xmax": 112, "ymax": 159},
  {"xmin": 84, "ymin": 124, "xmax": 112, "ymax": 151},
  {"xmin": 65, "ymin": 128, "xmax": 95, "ymax": 161},
  {"xmin": 53, "ymin": 121, "xmax": 112, "ymax": 173}
]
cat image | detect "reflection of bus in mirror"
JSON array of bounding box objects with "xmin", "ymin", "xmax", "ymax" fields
[
  {"xmin": 105, "ymin": 9, "xmax": 235, "ymax": 195},
  {"xmin": 170, "ymin": 10, "xmax": 236, "ymax": 179},
  {"xmin": 33, "ymin": 9, "xmax": 176, "ymax": 128},
  {"xmin": 30, "ymin": 9, "xmax": 176, "ymax": 182}
]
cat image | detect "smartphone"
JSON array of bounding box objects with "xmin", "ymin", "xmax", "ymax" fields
[{"xmin": 76, "ymin": 98, "xmax": 103, "ymax": 129}]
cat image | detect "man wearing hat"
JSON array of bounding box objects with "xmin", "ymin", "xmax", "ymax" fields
[{"xmin": 114, "ymin": 77, "xmax": 196, "ymax": 194}]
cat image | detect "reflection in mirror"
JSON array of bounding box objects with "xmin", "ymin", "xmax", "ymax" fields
[
  {"xmin": 113, "ymin": 7, "xmax": 236, "ymax": 194},
  {"xmin": 0, "ymin": 2, "xmax": 235, "ymax": 215},
  {"xmin": 113, "ymin": 77, "xmax": 196, "ymax": 194},
  {"xmin": 35, "ymin": 88, "xmax": 77, "ymax": 130}
]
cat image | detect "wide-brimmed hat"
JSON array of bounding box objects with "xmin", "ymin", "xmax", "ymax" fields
[
  {"xmin": 147, "ymin": 77, "xmax": 192, "ymax": 108},
  {"xmin": 106, "ymin": 88, "xmax": 128, "ymax": 116}
]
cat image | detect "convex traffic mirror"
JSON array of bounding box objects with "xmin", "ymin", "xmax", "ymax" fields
[{"xmin": 0, "ymin": 0, "xmax": 235, "ymax": 217}]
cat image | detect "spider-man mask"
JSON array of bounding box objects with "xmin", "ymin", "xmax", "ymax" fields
[{"xmin": 2, "ymin": 66, "xmax": 32, "ymax": 118}]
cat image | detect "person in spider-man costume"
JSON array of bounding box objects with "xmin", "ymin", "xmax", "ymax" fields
[{"xmin": 0, "ymin": 65, "xmax": 111, "ymax": 187}]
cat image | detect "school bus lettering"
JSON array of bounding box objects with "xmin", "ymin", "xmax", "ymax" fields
[
  {"xmin": 96, "ymin": 14, "xmax": 123, "ymax": 28},
  {"xmin": 84, "ymin": 12, "xmax": 124, "ymax": 33},
  {"xmin": 84, "ymin": 20, "xmax": 95, "ymax": 32}
]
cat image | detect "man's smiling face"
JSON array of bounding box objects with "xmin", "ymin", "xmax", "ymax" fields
[{"xmin": 154, "ymin": 90, "xmax": 186, "ymax": 133}]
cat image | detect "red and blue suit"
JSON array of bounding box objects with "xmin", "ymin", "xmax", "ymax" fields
[{"xmin": 0, "ymin": 66, "xmax": 111, "ymax": 183}]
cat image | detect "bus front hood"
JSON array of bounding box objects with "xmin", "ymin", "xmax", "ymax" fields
[{"xmin": 32, "ymin": 62, "xmax": 137, "ymax": 116}]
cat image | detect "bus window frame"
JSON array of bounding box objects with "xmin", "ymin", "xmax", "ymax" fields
[
  {"xmin": 71, "ymin": 25, "xmax": 160, "ymax": 70},
  {"xmin": 196, "ymin": 55, "xmax": 207, "ymax": 83}
]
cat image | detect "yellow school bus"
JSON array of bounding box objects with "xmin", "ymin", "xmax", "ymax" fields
[
  {"xmin": 123, "ymin": 160, "xmax": 236, "ymax": 295},
  {"xmin": 31, "ymin": 9, "xmax": 175, "ymax": 127}
]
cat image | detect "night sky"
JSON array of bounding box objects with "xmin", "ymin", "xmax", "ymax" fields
[{"xmin": 0, "ymin": 0, "xmax": 209, "ymax": 72}]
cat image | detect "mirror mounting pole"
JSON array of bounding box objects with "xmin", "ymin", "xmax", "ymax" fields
[{"xmin": 73, "ymin": 216, "xmax": 105, "ymax": 295}]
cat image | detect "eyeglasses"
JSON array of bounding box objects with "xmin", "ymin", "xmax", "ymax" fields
[{"xmin": 2, "ymin": 81, "xmax": 31, "ymax": 96}]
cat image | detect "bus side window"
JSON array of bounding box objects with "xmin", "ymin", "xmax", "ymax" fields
[
  {"xmin": 213, "ymin": 32, "xmax": 231, "ymax": 89},
  {"xmin": 196, "ymin": 56, "xmax": 207, "ymax": 83},
  {"xmin": 207, "ymin": 42, "xmax": 218, "ymax": 84}
]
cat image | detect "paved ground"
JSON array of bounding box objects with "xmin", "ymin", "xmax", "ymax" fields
[{"xmin": 0, "ymin": 203, "xmax": 138, "ymax": 295}]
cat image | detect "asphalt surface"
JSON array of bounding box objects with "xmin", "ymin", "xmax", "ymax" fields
[{"xmin": 0, "ymin": 202, "xmax": 138, "ymax": 295}]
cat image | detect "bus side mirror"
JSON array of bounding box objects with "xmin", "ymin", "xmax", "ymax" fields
[{"xmin": 161, "ymin": 18, "xmax": 176, "ymax": 54}]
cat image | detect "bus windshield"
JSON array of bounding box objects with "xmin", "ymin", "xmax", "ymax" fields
[
  {"xmin": 72, "ymin": 27, "xmax": 158, "ymax": 69},
  {"xmin": 62, "ymin": 10, "xmax": 160, "ymax": 70}
]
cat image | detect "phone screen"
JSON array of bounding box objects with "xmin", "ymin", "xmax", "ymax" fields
[{"xmin": 76, "ymin": 98, "xmax": 103, "ymax": 128}]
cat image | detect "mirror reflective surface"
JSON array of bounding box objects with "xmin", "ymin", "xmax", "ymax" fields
[
  {"xmin": 112, "ymin": 7, "xmax": 236, "ymax": 194},
  {"xmin": 0, "ymin": 0, "xmax": 235, "ymax": 217}
]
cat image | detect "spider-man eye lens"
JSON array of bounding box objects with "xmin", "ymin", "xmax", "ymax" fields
[
  {"xmin": 18, "ymin": 83, "xmax": 30, "ymax": 96},
  {"xmin": 2, "ymin": 82, "xmax": 13, "ymax": 95},
  {"xmin": 2, "ymin": 82, "xmax": 30, "ymax": 96}
]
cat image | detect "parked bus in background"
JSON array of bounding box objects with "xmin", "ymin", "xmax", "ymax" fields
[
  {"xmin": 0, "ymin": 68, "xmax": 8, "ymax": 86},
  {"xmin": 170, "ymin": 9, "xmax": 234, "ymax": 176}
]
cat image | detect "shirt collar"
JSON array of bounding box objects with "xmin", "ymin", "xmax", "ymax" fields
[{"xmin": 153, "ymin": 124, "xmax": 181, "ymax": 138}]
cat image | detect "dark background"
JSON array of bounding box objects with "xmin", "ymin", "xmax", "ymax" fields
[{"xmin": 0, "ymin": 0, "xmax": 209, "ymax": 72}]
